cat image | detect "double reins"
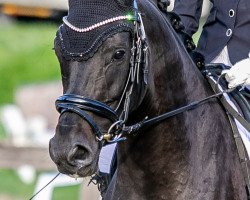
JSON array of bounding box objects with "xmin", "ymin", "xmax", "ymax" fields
[{"xmin": 117, "ymin": 86, "xmax": 235, "ymax": 137}]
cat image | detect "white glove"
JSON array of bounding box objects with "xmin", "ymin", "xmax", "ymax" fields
[{"xmin": 222, "ymin": 53, "xmax": 250, "ymax": 88}]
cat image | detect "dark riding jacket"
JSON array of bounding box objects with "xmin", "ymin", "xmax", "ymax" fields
[{"xmin": 173, "ymin": 0, "xmax": 250, "ymax": 65}]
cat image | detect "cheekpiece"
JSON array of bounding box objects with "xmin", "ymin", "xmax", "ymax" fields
[{"xmin": 57, "ymin": 0, "xmax": 135, "ymax": 61}]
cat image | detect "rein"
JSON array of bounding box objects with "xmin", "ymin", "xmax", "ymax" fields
[
  {"xmin": 56, "ymin": 78, "xmax": 234, "ymax": 145},
  {"xmin": 118, "ymin": 87, "xmax": 234, "ymax": 137}
]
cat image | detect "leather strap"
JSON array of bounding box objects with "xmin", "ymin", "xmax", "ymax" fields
[
  {"xmin": 59, "ymin": 103, "xmax": 103, "ymax": 139},
  {"xmin": 206, "ymin": 76, "xmax": 250, "ymax": 132},
  {"xmin": 228, "ymin": 114, "xmax": 250, "ymax": 197},
  {"xmin": 56, "ymin": 94, "xmax": 118, "ymax": 122},
  {"xmin": 206, "ymin": 76, "xmax": 250, "ymax": 198}
]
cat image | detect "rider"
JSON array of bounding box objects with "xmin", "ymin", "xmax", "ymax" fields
[
  {"xmin": 173, "ymin": 0, "xmax": 250, "ymax": 66},
  {"xmin": 173, "ymin": 0, "xmax": 250, "ymax": 87},
  {"xmin": 173, "ymin": 0, "xmax": 250, "ymax": 156}
]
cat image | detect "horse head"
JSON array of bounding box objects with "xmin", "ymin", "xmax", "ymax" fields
[
  {"xmin": 49, "ymin": 0, "xmax": 148, "ymax": 177},
  {"xmin": 49, "ymin": 1, "xmax": 248, "ymax": 199}
]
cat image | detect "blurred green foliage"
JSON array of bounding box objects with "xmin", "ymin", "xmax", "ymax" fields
[
  {"xmin": 0, "ymin": 21, "xmax": 60, "ymax": 105},
  {"xmin": 0, "ymin": 169, "xmax": 80, "ymax": 200},
  {"xmin": 0, "ymin": 20, "xmax": 81, "ymax": 200},
  {"xmin": 0, "ymin": 169, "xmax": 35, "ymax": 199},
  {"xmin": 53, "ymin": 184, "xmax": 80, "ymax": 200}
]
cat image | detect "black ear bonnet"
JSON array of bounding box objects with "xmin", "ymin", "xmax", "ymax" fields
[{"xmin": 56, "ymin": 0, "xmax": 134, "ymax": 61}]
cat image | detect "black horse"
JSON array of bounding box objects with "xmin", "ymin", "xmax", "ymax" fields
[{"xmin": 49, "ymin": 0, "xmax": 246, "ymax": 199}]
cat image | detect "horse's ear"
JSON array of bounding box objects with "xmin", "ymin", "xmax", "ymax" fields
[{"xmin": 117, "ymin": 0, "xmax": 133, "ymax": 7}]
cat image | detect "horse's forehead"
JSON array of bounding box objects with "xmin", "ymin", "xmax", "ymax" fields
[
  {"xmin": 56, "ymin": 0, "xmax": 134, "ymax": 61},
  {"xmin": 67, "ymin": 0, "xmax": 133, "ymax": 28}
]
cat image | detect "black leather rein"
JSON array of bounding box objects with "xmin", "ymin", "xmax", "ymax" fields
[
  {"xmin": 56, "ymin": 87, "xmax": 234, "ymax": 145},
  {"xmin": 120, "ymin": 87, "xmax": 234, "ymax": 136}
]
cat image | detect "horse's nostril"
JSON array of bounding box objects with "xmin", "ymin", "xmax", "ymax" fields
[
  {"xmin": 68, "ymin": 145, "xmax": 89, "ymax": 164},
  {"xmin": 74, "ymin": 145, "xmax": 87, "ymax": 161}
]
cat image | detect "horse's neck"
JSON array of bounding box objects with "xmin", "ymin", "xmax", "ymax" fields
[
  {"xmin": 108, "ymin": 2, "xmax": 245, "ymax": 199},
  {"xmin": 142, "ymin": 0, "xmax": 213, "ymax": 116}
]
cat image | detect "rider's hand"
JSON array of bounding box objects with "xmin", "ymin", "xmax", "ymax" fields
[{"xmin": 222, "ymin": 53, "xmax": 250, "ymax": 88}]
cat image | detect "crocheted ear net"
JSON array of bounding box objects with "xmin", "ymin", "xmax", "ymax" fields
[{"xmin": 57, "ymin": 0, "xmax": 134, "ymax": 61}]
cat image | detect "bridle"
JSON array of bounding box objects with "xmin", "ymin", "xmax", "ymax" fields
[
  {"xmin": 55, "ymin": 0, "xmax": 235, "ymax": 146},
  {"xmin": 55, "ymin": 0, "xmax": 237, "ymax": 147},
  {"xmin": 55, "ymin": 0, "xmax": 232, "ymax": 146},
  {"xmin": 56, "ymin": 0, "xmax": 149, "ymax": 144}
]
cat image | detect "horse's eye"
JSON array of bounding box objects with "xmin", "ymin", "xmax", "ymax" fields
[{"xmin": 113, "ymin": 50, "xmax": 126, "ymax": 60}]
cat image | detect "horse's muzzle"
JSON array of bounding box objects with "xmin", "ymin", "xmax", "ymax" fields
[{"xmin": 49, "ymin": 137, "xmax": 97, "ymax": 177}]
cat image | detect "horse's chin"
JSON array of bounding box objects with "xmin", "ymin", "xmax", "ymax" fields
[
  {"xmin": 56, "ymin": 158, "xmax": 99, "ymax": 178},
  {"xmin": 68, "ymin": 167, "xmax": 95, "ymax": 178},
  {"xmin": 75, "ymin": 164, "xmax": 97, "ymax": 177}
]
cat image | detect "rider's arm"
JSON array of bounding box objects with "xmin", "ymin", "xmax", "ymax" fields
[{"xmin": 173, "ymin": 0, "xmax": 203, "ymax": 36}]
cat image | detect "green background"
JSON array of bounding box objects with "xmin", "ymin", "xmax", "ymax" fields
[{"xmin": 0, "ymin": 20, "xmax": 80, "ymax": 200}]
